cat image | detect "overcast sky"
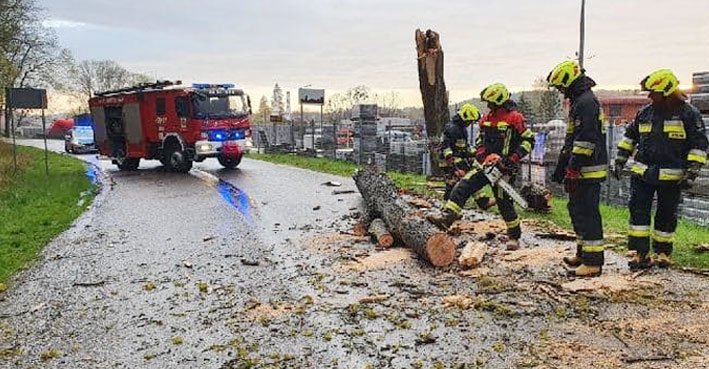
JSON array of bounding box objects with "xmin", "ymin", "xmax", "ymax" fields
[{"xmin": 41, "ymin": 0, "xmax": 709, "ymax": 107}]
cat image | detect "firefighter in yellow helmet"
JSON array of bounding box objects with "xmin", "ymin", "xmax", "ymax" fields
[
  {"xmin": 429, "ymin": 83, "xmax": 535, "ymax": 251},
  {"xmin": 438, "ymin": 104, "xmax": 493, "ymax": 208},
  {"xmin": 615, "ymin": 69, "xmax": 708, "ymax": 269},
  {"xmin": 547, "ymin": 60, "xmax": 608, "ymax": 277}
]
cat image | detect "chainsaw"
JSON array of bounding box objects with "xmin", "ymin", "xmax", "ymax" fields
[{"xmin": 472, "ymin": 158, "xmax": 529, "ymax": 209}]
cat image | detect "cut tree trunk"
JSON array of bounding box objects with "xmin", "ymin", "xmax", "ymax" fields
[
  {"xmin": 353, "ymin": 167, "xmax": 455, "ymax": 267},
  {"xmin": 416, "ymin": 28, "xmax": 449, "ymax": 176},
  {"xmin": 368, "ymin": 218, "xmax": 394, "ymax": 248}
]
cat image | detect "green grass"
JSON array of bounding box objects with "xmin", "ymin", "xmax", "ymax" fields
[
  {"xmin": 0, "ymin": 142, "xmax": 97, "ymax": 283},
  {"xmin": 246, "ymin": 152, "xmax": 433, "ymax": 195},
  {"xmin": 246, "ymin": 152, "xmax": 709, "ymax": 270}
]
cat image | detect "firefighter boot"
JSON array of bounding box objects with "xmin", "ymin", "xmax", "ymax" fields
[
  {"xmin": 506, "ymin": 238, "xmax": 520, "ymax": 251},
  {"xmin": 563, "ymin": 255, "xmax": 582, "ymax": 267},
  {"xmin": 628, "ymin": 253, "xmax": 652, "ymax": 270},
  {"xmin": 655, "ymin": 253, "xmax": 673, "ymax": 269},
  {"xmin": 475, "ymin": 196, "xmax": 497, "ymax": 211},
  {"xmin": 427, "ymin": 210, "xmax": 460, "ymax": 229},
  {"xmin": 563, "ymin": 244, "xmax": 582, "ymax": 267},
  {"xmin": 567, "ymin": 264, "xmax": 602, "ymax": 277}
]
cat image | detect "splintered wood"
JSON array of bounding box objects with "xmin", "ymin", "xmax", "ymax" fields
[
  {"xmin": 343, "ymin": 249, "xmax": 416, "ymax": 272},
  {"xmin": 459, "ymin": 242, "xmax": 487, "ymax": 268}
]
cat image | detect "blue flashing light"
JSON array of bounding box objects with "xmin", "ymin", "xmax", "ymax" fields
[
  {"xmin": 208, "ymin": 129, "xmax": 245, "ymax": 141},
  {"xmin": 192, "ymin": 83, "xmax": 236, "ymax": 89}
]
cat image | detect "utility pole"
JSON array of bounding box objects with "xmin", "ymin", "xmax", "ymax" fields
[{"xmin": 579, "ymin": 0, "xmax": 586, "ymax": 68}]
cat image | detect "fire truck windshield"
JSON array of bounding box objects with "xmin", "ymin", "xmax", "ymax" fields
[{"xmin": 192, "ymin": 94, "xmax": 248, "ymax": 119}]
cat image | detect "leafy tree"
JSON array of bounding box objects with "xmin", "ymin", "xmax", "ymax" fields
[
  {"xmin": 532, "ymin": 77, "xmax": 562, "ymax": 123},
  {"xmin": 254, "ymin": 95, "xmax": 271, "ymax": 123},
  {"xmin": 516, "ymin": 92, "xmax": 535, "ymax": 124}
]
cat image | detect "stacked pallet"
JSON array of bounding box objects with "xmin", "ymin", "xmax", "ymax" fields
[
  {"xmin": 691, "ymin": 72, "xmax": 709, "ymax": 114},
  {"xmin": 352, "ymin": 104, "xmax": 379, "ymax": 164}
]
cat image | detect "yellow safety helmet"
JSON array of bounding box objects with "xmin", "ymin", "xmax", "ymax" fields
[
  {"xmin": 457, "ymin": 103, "xmax": 481, "ymax": 122},
  {"xmin": 641, "ymin": 69, "xmax": 679, "ymax": 97},
  {"xmin": 480, "ymin": 83, "xmax": 510, "ymax": 106},
  {"xmin": 547, "ymin": 60, "xmax": 582, "ymax": 88}
]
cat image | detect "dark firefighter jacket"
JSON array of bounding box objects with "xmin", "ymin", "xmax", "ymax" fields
[
  {"xmin": 563, "ymin": 76, "xmax": 608, "ymax": 181},
  {"xmin": 439, "ymin": 114, "xmax": 473, "ymax": 168},
  {"xmin": 617, "ymin": 100, "xmax": 708, "ymax": 184},
  {"xmin": 474, "ymin": 102, "xmax": 534, "ymax": 163}
]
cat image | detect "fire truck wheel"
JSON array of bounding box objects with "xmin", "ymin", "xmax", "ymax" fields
[
  {"xmin": 116, "ymin": 158, "xmax": 140, "ymax": 171},
  {"xmin": 167, "ymin": 149, "xmax": 192, "ymax": 173},
  {"xmin": 217, "ymin": 155, "xmax": 241, "ymax": 169}
]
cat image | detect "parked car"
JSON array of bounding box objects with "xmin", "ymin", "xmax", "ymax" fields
[{"xmin": 65, "ymin": 126, "xmax": 97, "ymax": 154}]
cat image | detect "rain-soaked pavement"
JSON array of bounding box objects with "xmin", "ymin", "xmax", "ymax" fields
[{"xmin": 1, "ymin": 140, "xmax": 709, "ymax": 368}]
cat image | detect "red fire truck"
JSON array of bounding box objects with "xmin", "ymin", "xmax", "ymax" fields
[{"xmin": 89, "ymin": 81, "xmax": 252, "ymax": 172}]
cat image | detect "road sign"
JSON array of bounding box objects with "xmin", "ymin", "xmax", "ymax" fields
[{"xmin": 298, "ymin": 88, "xmax": 325, "ymax": 105}]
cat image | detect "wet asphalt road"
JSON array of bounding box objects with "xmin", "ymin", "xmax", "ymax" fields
[
  {"xmin": 3, "ymin": 140, "xmax": 709, "ymax": 369},
  {"xmin": 0, "ymin": 140, "xmax": 361, "ymax": 368}
]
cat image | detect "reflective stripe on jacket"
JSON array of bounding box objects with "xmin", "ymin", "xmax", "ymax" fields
[{"xmin": 617, "ymin": 102, "xmax": 708, "ymax": 183}]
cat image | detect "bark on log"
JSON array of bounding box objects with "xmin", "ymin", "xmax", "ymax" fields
[
  {"xmin": 368, "ymin": 218, "xmax": 394, "ymax": 248},
  {"xmin": 459, "ymin": 241, "xmax": 487, "ymax": 269},
  {"xmin": 353, "ymin": 167, "xmax": 455, "ymax": 266},
  {"xmin": 354, "ymin": 203, "xmax": 376, "ymax": 236},
  {"xmin": 416, "ymin": 29, "xmax": 449, "ymax": 176}
]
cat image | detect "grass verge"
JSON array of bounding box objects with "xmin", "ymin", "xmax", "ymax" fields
[
  {"xmin": 0, "ymin": 142, "xmax": 97, "ymax": 283},
  {"xmin": 246, "ymin": 152, "xmax": 709, "ymax": 270}
]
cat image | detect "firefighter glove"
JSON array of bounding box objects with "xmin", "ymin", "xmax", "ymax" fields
[{"xmin": 687, "ymin": 162, "xmax": 702, "ymax": 181}]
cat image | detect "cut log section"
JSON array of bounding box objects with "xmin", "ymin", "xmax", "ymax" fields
[
  {"xmin": 368, "ymin": 218, "xmax": 394, "ymax": 248},
  {"xmin": 459, "ymin": 241, "xmax": 487, "ymax": 269},
  {"xmin": 353, "ymin": 203, "xmax": 376, "ymax": 236},
  {"xmin": 353, "ymin": 167, "xmax": 455, "ymax": 267}
]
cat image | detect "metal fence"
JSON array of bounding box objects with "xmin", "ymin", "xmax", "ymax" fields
[
  {"xmin": 252, "ymin": 115, "xmax": 430, "ymax": 175},
  {"xmin": 522, "ymin": 121, "xmax": 709, "ymax": 225}
]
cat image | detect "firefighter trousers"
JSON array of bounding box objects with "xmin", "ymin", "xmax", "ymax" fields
[
  {"xmin": 627, "ymin": 176, "xmax": 681, "ymax": 256},
  {"xmin": 444, "ymin": 170, "xmax": 521, "ymax": 240},
  {"xmin": 568, "ymin": 182, "xmax": 604, "ymax": 266}
]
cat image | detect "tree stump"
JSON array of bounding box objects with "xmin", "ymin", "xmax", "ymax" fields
[
  {"xmin": 416, "ymin": 28, "xmax": 449, "ymax": 176},
  {"xmin": 353, "ymin": 167, "xmax": 455, "ymax": 267}
]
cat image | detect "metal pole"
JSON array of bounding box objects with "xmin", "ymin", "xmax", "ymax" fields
[
  {"xmin": 579, "ymin": 0, "xmax": 586, "ymax": 68},
  {"xmin": 42, "ymin": 108, "xmax": 48, "ymax": 175},
  {"xmin": 10, "ymin": 107, "xmax": 17, "ymax": 173}
]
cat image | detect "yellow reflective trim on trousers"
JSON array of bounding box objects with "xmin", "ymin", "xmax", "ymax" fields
[
  {"xmin": 688, "ymin": 149, "xmax": 707, "ymax": 164},
  {"xmin": 443, "ymin": 149, "xmax": 453, "ymax": 157},
  {"xmin": 580, "ymin": 166, "xmax": 607, "ymax": 179},
  {"xmin": 658, "ymin": 168, "xmax": 685, "ymax": 181},
  {"xmin": 453, "ymin": 157, "xmax": 464, "ymax": 163},
  {"xmin": 652, "ymin": 230, "xmax": 674, "ymax": 243},
  {"xmin": 506, "ymin": 218, "xmax": 521, "ymax": 228},
  {"xmin": 444, "ymin": 200, "xmax": 462, "ymax": 214},
  {"xmin": 572, "ymin": 146, "xmax": 593, "ymax": 156},
  {"xmin": 520, "ymin": 141, "xmax": 532, "ymax": 152},
  {"xmin": 628, "ymin": 230, "xmax": 650, "ymax": 238},
  {"xmin": 581, "ymin": 240, "xmax": 604, "ymax": 253},
  {"xmin": 583, "ymin": 245, "xmax": 605, "ymax": 253}
]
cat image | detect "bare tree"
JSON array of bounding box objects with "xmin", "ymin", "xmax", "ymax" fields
[
  {"xmin": 532, "ymin": 77, "xmax": 562, "ymax": 124},
  {"xmin": 1, "ymin": 0, "xmax": 70, "ymax": 136},
  {"xmin": 62, "ymin": 60, "xmax": 151, "ymax": 101}
]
